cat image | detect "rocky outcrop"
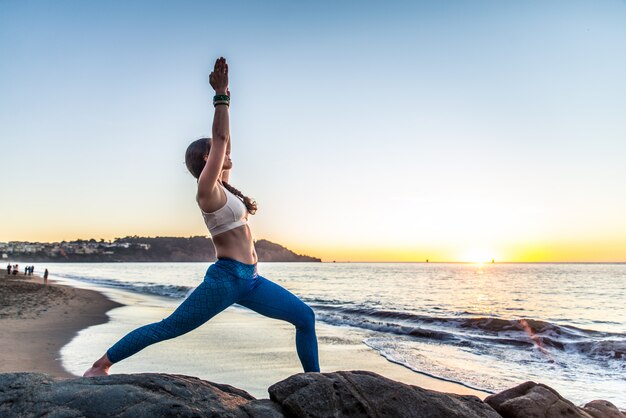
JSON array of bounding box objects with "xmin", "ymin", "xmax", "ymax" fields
[
  {"xmin": 0, "ymin": 371, "xmax": 623, "ymax": 417},
  {"xmin": 254, "ymin": 239, "xmax": 322, "ymax": 262},
  {"xmin": 0, "ymin": 372, "xmax": 283, "ymax": 418},
  {"xmin": 484, "ymin": 381, "xmax": 625, "ymax": 418},
  {"xmin": 10, "ymin": 236, "xmax": 321, "ymax": 263},
  {"xmin": 268, "ymin": 370, "xmax": 500, "ymax": 417}
]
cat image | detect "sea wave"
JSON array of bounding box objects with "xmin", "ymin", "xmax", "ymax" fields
[
  {"xmin": 52, "ymin": 272, "xmax": 192, "ymax": 298},
  {"xmin": 52, "ymin": 272, "xmax": 626, "ymax": 362},
  {"xmin": 308, "ymin": 303, "xmax": 626, "ymax": 361}
]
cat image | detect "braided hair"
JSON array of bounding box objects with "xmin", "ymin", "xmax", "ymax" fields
[
  {"xmin": 221, "ymin": 181, "xmax": 257, "ymax": 215},
  {"xmin": 185, "ymin": 137, "xmax": 257, "ymax": 215}
]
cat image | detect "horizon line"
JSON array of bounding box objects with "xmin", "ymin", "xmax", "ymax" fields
[
  {"xmin": 4, "ymin": 259, "xmax": 625, "ymax": 265},
  {"xmin": 2, "ymin": 237, "xmax": 625, "ymax": 264}
]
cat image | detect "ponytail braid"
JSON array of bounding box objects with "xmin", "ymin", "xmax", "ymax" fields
[{"xmin": 222, "ymin": 181, "xmax": 258, "ymax": 215}]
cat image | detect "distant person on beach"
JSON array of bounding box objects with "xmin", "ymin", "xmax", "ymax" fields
[
  {"xmin": 6, "ymin": 264, "xmax": 11, "ymax": 275},
  {"xmin": 43, "ymin": 268, "xmax": 48, "ymax": 284},
  {"xmin": 12, "ymin": 264, "xmax": 18, "ymax": 275},
  {"xmin": 84, "ymin": 57, "xmax": 320, "ymax": 377}
]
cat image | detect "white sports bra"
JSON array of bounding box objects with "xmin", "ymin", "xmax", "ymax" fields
[{"xmin": 200, "ymin": 183, "xmax": 249, "ymax": 237}]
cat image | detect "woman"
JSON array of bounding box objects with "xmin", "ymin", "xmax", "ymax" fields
[{"xmin": 84, "ymin": 57, "xmax": 320, "ymax": 377}]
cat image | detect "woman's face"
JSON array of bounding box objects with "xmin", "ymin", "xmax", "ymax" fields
[
  {"xmin": 223, "ymin": 152, "xmax": 233, "ymax": 170},
  {"xmin": 202, "ymin": 151, "xmax": 232, "ymax": 170}
]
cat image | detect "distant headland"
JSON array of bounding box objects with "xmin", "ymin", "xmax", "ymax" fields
[{"xmin": 0, "ymin": 236, "xmax": 321, "ymax": 263}]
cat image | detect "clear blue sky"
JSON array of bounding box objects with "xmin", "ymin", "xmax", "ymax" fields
[{"xmin": 2, "ymin": 0, "xmax": 625, "ymax": 261}]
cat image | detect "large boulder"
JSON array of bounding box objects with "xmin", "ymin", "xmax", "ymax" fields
[
  {"xmin": 0, "ymin": 372, "xmax": 283, "ymax": 417},
  {"xmin": 268, "ymin": 370, "xmax": 500, "ymax": 418},
  {"xmin": 583, "ymin": 400, "xmax": 626, "ymax": 418},
  {"xmin": 2, "ymin": 371, "xmax": 623, "ymax": 417},
  {"xmin": 485, "ymin": 381, "xmax": 625, "ymax": 418}
]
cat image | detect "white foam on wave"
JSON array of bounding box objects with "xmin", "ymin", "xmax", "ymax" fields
[
  {"xmin": 52, "ymin": 272, "xmax": 192, "ymax": 299},
  {"xmin": 363, "ymin": 336, "xmax": 626, "ymax": 408}
]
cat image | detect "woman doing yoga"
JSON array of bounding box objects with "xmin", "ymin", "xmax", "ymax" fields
[{"xmin": 84, "ymin": 57, "xmax": 320, "ymax": 377}]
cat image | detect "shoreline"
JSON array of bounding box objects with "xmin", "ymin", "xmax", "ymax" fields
[
  {"xmin": 1, "ymin": 268, "xmax": 490, "ymax": 399},
  {"xmin": 55, "ymin": 283, "xmax": 491, "ymax": 400},
  {"xmin": 0, "ymin": 270, "xmax": 122, "ymax": 378}
]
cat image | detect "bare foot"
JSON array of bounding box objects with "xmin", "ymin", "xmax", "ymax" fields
[
  {"xmin": 83, "ymin": 353, "xmax": 112, "ymax": 377},
  {"xmin": 83, "ymin": 366, "xmax": 109, "ymax": 377}
]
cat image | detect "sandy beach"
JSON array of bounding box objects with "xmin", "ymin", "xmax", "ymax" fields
[
  {"xmin": 0, "ymin": 270, "xmax": 122, "ymax": 377},
  {"xmin": 1, "ymin": 268, "xmax": 489, "ymax": 400}
]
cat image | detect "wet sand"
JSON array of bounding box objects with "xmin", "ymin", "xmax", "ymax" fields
[
  {"xmin": 1, "ymin": 269, "xmax": 489, "ymax": 400},
  {"xmin": 59, "ymin": 287, "xmax": 490, "ymax": 399},
  {"xmin": 0, "ymin": 270, "xmax": 121, "ymax": 377}
]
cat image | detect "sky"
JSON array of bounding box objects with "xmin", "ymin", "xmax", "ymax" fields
[{"xmin": 1, "ymin": 0, "xmax": 625, "ymax": 262}]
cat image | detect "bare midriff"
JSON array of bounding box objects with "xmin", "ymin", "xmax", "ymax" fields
[{"xmin": 212, "ymin": 223, "xmax": 258, "ymax": 265}]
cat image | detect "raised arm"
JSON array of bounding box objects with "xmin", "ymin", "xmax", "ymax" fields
[{"xmin": 197, "ymin": 57, "xmax": 230, "ymax": 206}]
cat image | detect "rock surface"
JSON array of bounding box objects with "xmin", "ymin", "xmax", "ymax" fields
[
  {"xmin": 1, "ymin": 371, "xmax": 624, "ymax": 417},
  {"xmin": 484, "ymin": 381, "xmax": 625, "ymax": 418},
  {"xmin": 0, "ymin": 372, "xmax": 283, "ymax": 418},
  {"xmin": 269, "ymin": 370, "xmax": 500, "ymax": 418},
  {"xmin": 583, "ymin": 400, "xmax": 626, "ymax": 418}
]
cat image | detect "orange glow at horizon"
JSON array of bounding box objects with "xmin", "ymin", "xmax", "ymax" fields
[
  {"xmin": 2, "ymin": 229, "xmax": 625, "ymax": 263},
  {"xmin": 286, "ymin": 240, "xmax": 626, "ymax": 263}
]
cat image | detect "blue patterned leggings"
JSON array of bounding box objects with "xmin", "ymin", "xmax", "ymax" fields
[{"xmin": 106, "ymin": 258, "xmax": 320, "ymax": 372}]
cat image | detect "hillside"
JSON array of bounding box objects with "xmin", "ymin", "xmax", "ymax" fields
[{"xmin": 3, "ymin": 236, "xmax": 321, "ymax": 263}]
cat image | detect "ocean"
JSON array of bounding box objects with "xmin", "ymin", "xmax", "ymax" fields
[{"xmin": 46, "ymin": 262, "xmax": 625, "ymax": 407}]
